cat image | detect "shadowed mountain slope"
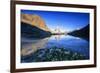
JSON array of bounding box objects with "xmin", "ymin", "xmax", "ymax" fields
[
  {"xmin": 68, "ymin": 24, "xmax": 89, "ymax": 40},
  {"xmin": 21, "ymin": 22, "xmax": 51, "ymax": 38}
]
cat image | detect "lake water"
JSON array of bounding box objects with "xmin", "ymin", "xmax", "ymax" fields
[{"xmin": 21, "ymin": 35, "xmax": 89, "ymax": 63}]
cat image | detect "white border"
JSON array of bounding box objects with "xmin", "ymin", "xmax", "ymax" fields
[{"xmin": 15, "ymin": 4, "xmax": 94, "ymax": 69}]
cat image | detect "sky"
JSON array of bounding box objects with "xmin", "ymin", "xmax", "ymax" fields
[{"xmin": 21, "ymin": 10, "xmax": 90, "ymax": 32}]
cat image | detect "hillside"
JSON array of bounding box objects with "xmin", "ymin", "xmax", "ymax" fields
[
  {"xmin": 68, "ymin": 24, "xmax": 89, "ymax": 40},
  {"xmin": 21, "ymin": 22, "xmax": 51, "ymax": 38},
  {"xmin": 21, "ymin": 13, "xmax": 51, "ymax": 38},
  {"xmin": 21, "ymin": 13, "xmax": 50, "ymax": 32}
]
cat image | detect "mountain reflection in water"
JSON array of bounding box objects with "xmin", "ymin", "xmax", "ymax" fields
[
  {"xmin": 21, "ymin": 37, "xmax": 49, "ymax": 56},
  {"xmin": 21, "ymin": 35, "xmax": 89, "ymax": 63}
]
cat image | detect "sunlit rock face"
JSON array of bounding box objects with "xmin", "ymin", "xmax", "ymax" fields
[{"xmin": 21, "ymin": 13, "xmax": 50, "ymax": 32}]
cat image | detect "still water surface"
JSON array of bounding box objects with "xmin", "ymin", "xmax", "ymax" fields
[{"xmin": 21, "ymin": 35, "xmax": 89, "ymax": 62}]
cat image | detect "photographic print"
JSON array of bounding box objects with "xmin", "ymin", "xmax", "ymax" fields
[
  {"xmin": 11, "ymin": 1, "xmax": 96, "ymax": 72},
  {"xmin": 21, "ymin": 10, "xmax": 90, "ymax": 62}
]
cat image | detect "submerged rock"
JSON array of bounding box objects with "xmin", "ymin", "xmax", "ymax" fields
[{"xmin": 21, "ymin": 46, "xmax": 88, "ymax": 63}]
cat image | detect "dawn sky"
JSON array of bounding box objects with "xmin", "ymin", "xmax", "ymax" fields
[{"xmin": 21, "ymin": 10, "xmax": 90, "ymax": 32}]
